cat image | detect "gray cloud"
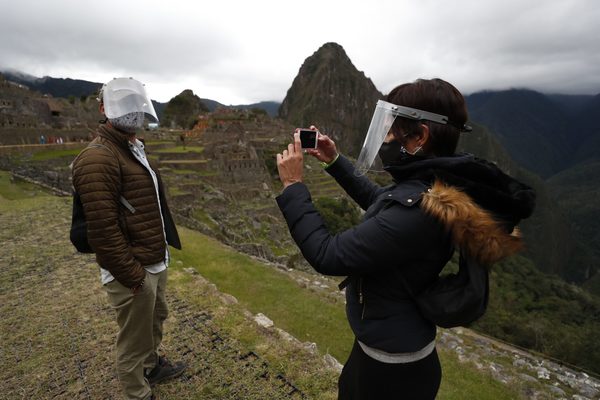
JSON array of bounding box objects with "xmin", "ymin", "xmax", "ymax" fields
[{"xmin": 1, "ymin": 0, "xmax": 599, "ymax": 103}]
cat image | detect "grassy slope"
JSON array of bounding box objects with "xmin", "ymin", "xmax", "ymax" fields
[
  {"xmin": 0, "ymin": 169, "xmax": 51, "ymax": 198},
  {"xmin": 30, "ymin": 148, "xmax": 82, "ymax": 161},
  {"xmin": 171, "ymin": 228, "xmax": 352, "ymax": 360}
]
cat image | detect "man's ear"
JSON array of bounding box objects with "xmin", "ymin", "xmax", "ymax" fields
[{"xmin": 99, "ymin": 103, "xmax": 105, "ymax": 115}]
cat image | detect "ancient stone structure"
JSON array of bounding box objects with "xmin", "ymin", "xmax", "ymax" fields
[{"xmin": 0, "ymin": 74, "xmax": 98, "ymax": 144}]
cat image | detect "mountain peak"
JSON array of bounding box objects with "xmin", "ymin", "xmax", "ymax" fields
[
  {"xmin": 161, "ymin": 88, "xmax": 209, "ymax": 129},
  {"xmin": 178, "ymin": 89, "xmax": 196, "ymax": 97},
  {"xmin": 313, "ymin": 42, "xmax": 349, "ymax": 58},
  {"xmin": 279, "ymin": 43, "xmax": 382, "ymax": 156},
  {"xmin": 319, "ymin": 41, "xmax": 345, "ymax": 50}
]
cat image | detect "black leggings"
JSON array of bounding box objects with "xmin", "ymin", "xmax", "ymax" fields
[{"xmin": 338, "ymin": 341, "xmax": 442, "ymax": 400}]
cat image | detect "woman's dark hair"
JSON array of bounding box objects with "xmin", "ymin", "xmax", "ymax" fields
[{"xmin": 386, "ymin": 78, "xmax": 468, "ymax": 157}]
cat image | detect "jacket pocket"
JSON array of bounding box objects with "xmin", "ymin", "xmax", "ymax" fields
[{"xmin": 117, "ymin": 196, "xmax": 136, "ymax": 242}]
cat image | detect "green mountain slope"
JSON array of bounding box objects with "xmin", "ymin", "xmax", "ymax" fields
[
  {"xmin": 547, "ymin": 160, "xmax": 600, "ymax": 291},
  {"xmin": 466, "ymin": 90, "xmax": 573, "ymax": 178},
  {"xmin": 474, "ymin": 254, "xmax": 600, "ymax": 376}
]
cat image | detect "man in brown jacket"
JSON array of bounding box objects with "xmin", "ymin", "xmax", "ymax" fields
[{"xmin": 72, "ymin": 78, "xmax": 185, "ymax": 400}]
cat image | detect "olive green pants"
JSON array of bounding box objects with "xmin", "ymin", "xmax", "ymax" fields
[{"xmin": 104, "ymin": 269, "xmax": 168, "ymax": 400}]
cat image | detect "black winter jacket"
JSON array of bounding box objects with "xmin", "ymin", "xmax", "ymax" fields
[{"xmin": 276, "ymin": 154, "xmax": 534, "ymax": 353}]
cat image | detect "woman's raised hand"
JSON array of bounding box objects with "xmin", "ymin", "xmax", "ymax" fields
[
  {"xmin": 276, "ymin": 131, "xmax": 304, "ymax": 189},
  {"xmin": 305, "ymin": 125, "xmax": 338, "ymax": 164}
]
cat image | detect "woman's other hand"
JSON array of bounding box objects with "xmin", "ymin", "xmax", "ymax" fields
[
  {"xmin": 305, "ymin": 125, "xmax": 338, "ymax": 164},
  {"xmin": 277, "ymin": 131, "xmax": 304, "ymax": 189}
]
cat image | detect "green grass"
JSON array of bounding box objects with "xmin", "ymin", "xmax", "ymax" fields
[
  {"xmin": 438, "ymin": 351, "xmax": 523, "ymax": 400},
  {"xmin": 0, "ymin": 171, "xmax": 52, "ymax": 201},
  {"xmin": 31, "ymin": 148, "xmax": 81, "ymax": 161},
  {"xmin": 145, "ymin": 139, "xmax": 175, "ymax": 145},
  {"xmin": 269, "ymin": 244, "xmax": 294, "ymax": 257},
  {"xmin": 170, "ymin": 226, "xmax": 525, "ymax": 399},
  {"xmin": 168, "ymin": 187, "xmax": 192, "ymax": 197},
  {"xmin": 153, "ymin": 146, "xmax": 205, "ymax": 154},
  {"xmin": 192, "ymin": 209, "xmax": 220, "ymax": 231},
  {"xmin": 171, "ymin": 226, "xmax": 351, "ymax": 360}
]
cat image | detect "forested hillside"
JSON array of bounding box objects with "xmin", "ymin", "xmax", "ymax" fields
[{"xmin": 464, "ymin": 90, "xmax": 600, "ymax": 289}]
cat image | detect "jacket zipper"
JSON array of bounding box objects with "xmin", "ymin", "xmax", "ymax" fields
[{"xmin": 359, "ymin": 278, "xmax": 365, "ymax": 319}]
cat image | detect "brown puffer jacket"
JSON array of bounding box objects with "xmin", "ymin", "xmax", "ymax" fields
[{"xmin": 72, "ymin": 124, "xmax": 181, "ymax": 288}]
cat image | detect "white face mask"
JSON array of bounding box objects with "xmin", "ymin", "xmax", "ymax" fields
[{"xmin": 109, "ymin": 112, "xmax": 145, "ymax": 133}]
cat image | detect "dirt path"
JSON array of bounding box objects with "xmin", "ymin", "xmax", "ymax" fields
[{"xmin": 0, "ymin": 195, "xmax": 335, "ymax": 399}]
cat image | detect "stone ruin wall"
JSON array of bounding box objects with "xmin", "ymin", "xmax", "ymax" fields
[
  {"xmin": 0, "ymin": 80, "xmax": 99, "ymax": 145},
  {"xmin": 0, "ymin": 127, "xmax": 93, "ymax": 145}
]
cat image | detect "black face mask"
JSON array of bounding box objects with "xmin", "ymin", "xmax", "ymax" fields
[{"xmin": 378, "ymin": 140, "xmax": 410, "ymax": 167}]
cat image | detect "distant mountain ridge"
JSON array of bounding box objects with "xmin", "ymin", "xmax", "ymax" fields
[
  {"xmin": 548, "ymin": 94, "xmax": 595, "ymax": 117},
  {"xmin": 200, "ymin": 99, "xmax": 280, "ymax": 117},
  {"xmin": 465, "ymin": 89, "xmax": 600, "ymax": 177},
  {"xmin": 1, "ymin": 70, "xmax": 102, "ymax": 99},
  {"xmin": 0, "ymin": 70, "xmax": 280, "ymax": 118}
]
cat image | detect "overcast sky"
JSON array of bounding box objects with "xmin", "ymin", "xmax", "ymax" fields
[{"xmin": 1, "ymin": 0, "xmax": 599, "ymax": 104}]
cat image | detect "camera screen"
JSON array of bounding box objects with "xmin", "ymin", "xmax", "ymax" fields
[{"xmin": 299, "ymin": 130, "xmax": 317, "ymax": 149}]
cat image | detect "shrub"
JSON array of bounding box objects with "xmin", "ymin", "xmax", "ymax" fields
[{"xmin": 313, "ymin": 196, "xmax": 360, "ymax": 234}]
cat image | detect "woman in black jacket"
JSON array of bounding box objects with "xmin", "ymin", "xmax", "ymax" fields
[{"xmin": 275, "ymin": 78, "xmax": 535, "ymax": 399}]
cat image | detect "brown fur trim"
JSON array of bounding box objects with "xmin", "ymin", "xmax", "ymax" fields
[{"xmin": 421, "ymin": 180, "xmax": 523, "ymax": 265}]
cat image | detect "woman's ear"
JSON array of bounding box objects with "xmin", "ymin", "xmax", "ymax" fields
[{"xmin": 418, "ymin": 123, "xmax": 430, "ymax": 147}]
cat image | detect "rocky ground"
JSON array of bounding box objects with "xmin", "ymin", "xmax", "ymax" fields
[{"xmin": 437, "ymin": 329, "xmax": 600, "ymax": 399}]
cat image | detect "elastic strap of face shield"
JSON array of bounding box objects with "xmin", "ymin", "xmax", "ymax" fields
[
  {"xmin": 96, "ymin": 86, "xmax": 107, "ymax": 123},
  {"xmin": 96, "ymin": 86, "xmax": 104, "ymax": 104}
]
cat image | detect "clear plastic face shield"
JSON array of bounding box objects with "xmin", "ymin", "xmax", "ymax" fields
[
  {"xmin": 100, "ymin": 77, "xmax": 158, "ymax": 123},
  {"xmin": 354, "ymin": 100, "xmax": 451, "ymax": 175}
]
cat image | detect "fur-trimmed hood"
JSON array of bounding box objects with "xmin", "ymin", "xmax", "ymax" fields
[
  {"xmin": 422, "ymin": 180, "xmax": 523, "ymax": 265},
  {"xmin": 386, "ymin": 154, "xmax": 536, "ymax": 265}
]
